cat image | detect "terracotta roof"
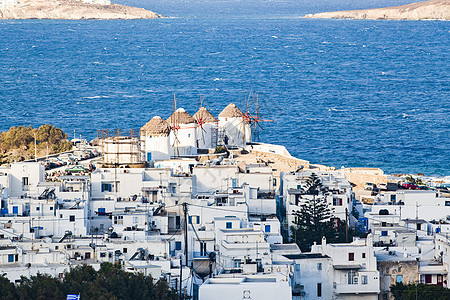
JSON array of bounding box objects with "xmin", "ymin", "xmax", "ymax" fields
[
  {"xmin": 193, "ymin": 107, "xmax": 218, "ymax": 124},
  {"xmin": 166, "ymin": 108, "xmax": 196, "ymax": 125},
  {"xmin": 218, "ymin": 103, "xmax": 243, "ymax": 118},
  {"xmin": 140, "ymin": 116, "xmax": 171, "ymax": 136}
]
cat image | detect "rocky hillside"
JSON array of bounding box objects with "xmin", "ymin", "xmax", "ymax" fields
[
  {"xmin": 304, "ymin": 0, "xmax": 449, "ymax": 20},
  {"xmin": 0, "ymin": 0, "xmax": 161, "ymax": 20}
]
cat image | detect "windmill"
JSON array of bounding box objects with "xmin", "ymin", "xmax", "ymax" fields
[
  {"xmin": 237, "ymin": 92, "xmax": 274, "ymax": 144},
  {"xmin": 193, "ymin": 96, "xmax": 218, "ymax": 149},
  {"xmin": 168, "ymin": 94, "xmax": 181, "ymax": 158}
]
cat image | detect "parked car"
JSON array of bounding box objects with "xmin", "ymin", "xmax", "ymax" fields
[
  {"xmin": 378, "ymin": 183, "xmax": 388, "ymax": 190},
  {"xmin": 364, "ymin": 182, "xmax": 375, "ymax": 190},
  {"xmin": 401, "ymin": 182, "xmax": 419, "ymax": 190}
]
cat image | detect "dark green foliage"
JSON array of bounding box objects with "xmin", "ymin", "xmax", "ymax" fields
[
  {"xmin": 291, "ymin": 173, "xmax": 352, "ymax": 252},
  {"xmin": 0, "ymin": 124, "xmax": 72, "ymax": 164},
  {"xmin": 1, "ymin": 263, "xmax": 177, "ymax": 300},
  {"xmin": 0, "ymin": 274, "xmax": 18, "ymax": 300},
  {"xmin": 391, "ymin": 282, "xmax": 450, "ymax": 300}
]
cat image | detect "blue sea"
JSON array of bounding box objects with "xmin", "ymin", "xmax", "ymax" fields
[{"xmin": 0, "ymin": 0, "xmax": 448, "ymax": 175}]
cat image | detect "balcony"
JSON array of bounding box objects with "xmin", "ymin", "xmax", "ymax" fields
[
  {"xmin": 334, "ymin": 281, "xmax": 379, "ymax": 294},
  {"xmin": 193, "ymin": 251, "xmax": 209, "ymax": 259}
]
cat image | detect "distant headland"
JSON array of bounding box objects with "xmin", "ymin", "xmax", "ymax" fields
[
  {"xmin": 0, "ymin": 0, "xmax": 161, "ymax": 20},
  {"xmin": 304, "ymin": 0, "xmax": 450, "ymax": 21}
]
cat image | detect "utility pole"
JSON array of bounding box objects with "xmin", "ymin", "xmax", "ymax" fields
[
  {"xmin": 183, "ymin": 202, "xmax": 188, "ymax": 266},
  {"xmin": 34, "ymin": 132, "xmax": 37, "ymax": 162},
  {"xmin": 179, "ymin": 257, "xmax": 183, "ymax": 300},
  {"xmin": 345, "ymin": 208, "xmax": 349, "ymax": 243}
]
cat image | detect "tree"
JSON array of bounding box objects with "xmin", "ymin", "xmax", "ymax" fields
[
  {"xmin": 291, "ymin": 173, "xmax": 336, "ymax": 252},
  {"xmin": 0, "ymin": 274, "xmax": 18, "ymax": 300},
  {"xmin": 0, "ymin": 124, "xmax": 72, "ymax": 164},
  {"xmin": 391, "ymin": 282, "xmax": 450, "ymax": 300},
  {"xmin": 0, "ymin": 263, "xmax": 178, "ymax": 300}
]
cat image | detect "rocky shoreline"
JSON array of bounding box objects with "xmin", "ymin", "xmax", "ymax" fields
[
  {"xmin": 304, "ymin": 0, "xmax": 450, "ymax": 21},
  {"xmin": 0, "ymin": 0, "xmax": 161, "ymax": 20}
]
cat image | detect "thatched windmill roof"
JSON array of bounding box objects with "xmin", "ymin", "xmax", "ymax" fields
[
  {"xmin": 218, "ymin": 103, "xmax": 243, "ymax": 118},
  {"xmin": 166, "ymin": 108, "xmax": 196, "ymax": 124},
  {"xmin": 193, "ymin": 107, "xmax": 218, "ymax": 123},
  {"xmin": 140, "ymin": 116, "xmax": 171, "ymax": 136}
]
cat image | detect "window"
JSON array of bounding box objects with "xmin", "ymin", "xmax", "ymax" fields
[
  {"xmin": 348, "ymin": 271, "xmax": 357, "ymax": 284},
  {"xmin": 446, "ymin": 201, "xmax": 450, "ymax": 206},
  {"xmin": 362, "ymin": 275, "xmax": 368, "ymax": 284},
  {"xmin": 317, "ymin": 283, "xmax": 322, "ymax": 297},
  {"xmin": 416, "ymin": 223, "xmax": 421, "ymax": 230},
  {"xmin": 425, "ymin": 275, "xmax": 432, "ymax": 284},
  {"xmin": 381, "ymin": 222, "xmax": 387, "ymax": 227},
  {"xmin": 101, "ymin": 183, "xmax": 112, "ymax": 192},
  {"xmin": 333, "ymin": 197, "xmax": 342, "ymax": 206},
  {"xmin": 200, "ymin": 242, "xmax": 207, "ymax": 256},
  {"xmin": 348, "ymin": 253, "xmax": 354, "ymax": 261},
  {"xmin": 265, "ymin": 225, "xmax": 270, "ymax": 233},
  {"xmin": 295, "ymin": 264, "xmax": 300, "ymax": 272},
  {"xmin": 381, "ymin": 231, "xmax": 388, "ymax": 236},
  {"xmin": 175, "ymin": 241, "xmax": 182, "ymax": 250},
  {"xmin": 317, "ymin": 263, "xmax": 322, "ymax": 270},
  {"xmin": 391, "ymin": 194, "xmax": 396, "ymax": 202},
  {"xmin": 69, "ymin": 215, "xmax": 75, "ymax": 222},
  {"xmin": 50, "ymin": 207, "xmax": 53, "ymax": 210},
  {"xmin": 226, "ymin": 222, "xmax": 232, "ymax": 229},
  {"xmin": 396, "ymin": 275, "xmax": 403, "ymax": 283},
  {"xmin": 100, "ymin": 252, "xmax": 106, "ymax": 258},
  {"xmin": 362, "ymin": 253, "xmax": 366, "ymax": 259},
  {"xmin": 234, "ymin": 259, "xmax": 242, "ymax": 268},
  {"xmin": 8, "ymin": 254, "xmax": 14, "ymax": 262},
  {"xmin": 133, "ymin": 217, "xmax": 138, "ymax": 223},
  {"xmin": 114, "ymin": 216, "xmax": 123, "ymax": 225},
  {"xmin": 22, "ymin": 177, "xmax": 29, "ymax": 186},
  {"xmin": 123, "ymin": 248, "xmax": 127, "ymax": 253},
  {"xmin": 36, "ymin": 207, "xmax": 40, "ymax": 211},
  {"xmin": 85, "ymin": 252, "xmax": 91, "ymax": 259}
]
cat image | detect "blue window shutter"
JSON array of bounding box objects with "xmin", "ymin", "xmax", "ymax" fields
[
  {"xmin": 147, "ymin": 153, "xmax": 152, "ymax": 161},
  {"xmin": 98, "ymin": 208, "xmax": 105, "ymax": 213},
  {"xmin": 265, "ymin": 225, "xmax": 270, "ymax": 233},
  {"xmin": 188, "ymin": 216, "xmax": 192, "ymax": 224},
  {"xmin": 382, "ymin": 231, "xmax": 388, "ymax": 236},
  {"xmin": 196, "ymin": 216, "xmax": 200, "ymax": 224},
  {"xmin": 175, "ymin": 241, "xmax": 181, "ymax": 250},
  {"xmin": 226, "ymin": 222, "xmax": 232, "ymax": 229},
  {"xmin": 13, "ymin": 206, "xmax": 18, "ymax": 214}
]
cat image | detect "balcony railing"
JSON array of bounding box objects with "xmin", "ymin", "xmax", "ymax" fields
[{"xmin": 193, "ymin": 252, "xmax": 209, "ymax": 258}]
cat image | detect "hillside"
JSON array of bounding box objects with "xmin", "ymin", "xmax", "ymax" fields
[
  {"xmin": 304, "ymin": 0, "xmax": 450, "ymax": 20},
  {"xmin": 0, "ymin": 0, "xmax": 161, "ymax": 20}
]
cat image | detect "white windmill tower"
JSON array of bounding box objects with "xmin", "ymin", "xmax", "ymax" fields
[
  {"xmin": 193, "ymin": 106, "xmax": 218, "ymax": 150},
  {"xmin": 166, "ymin": 97, "xmax": 197, "ymax": 157},
  {"xmin": 140, "ymin": 116, "xmax": 171, "ymax": 162},
  {"xmin": 218, "ymin": 103, "xmax": 250, "ymax": 147}
]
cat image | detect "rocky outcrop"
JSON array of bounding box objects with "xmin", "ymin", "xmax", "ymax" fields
[
  {"xmin": 0, "ymin": 0, "xmax": 161, "ymax": 20},
  {"xmin": 304, "ymin": 0, "xmax": 450, "ymax": 20}
]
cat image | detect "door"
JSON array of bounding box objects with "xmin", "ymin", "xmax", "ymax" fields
[
  {"xmin": 12, "ymin": 206, "xmax": 18, "ymax": 215},
  {"xmin": 437, "ymin": 275, "xmax": 443, "ymax": 287}
]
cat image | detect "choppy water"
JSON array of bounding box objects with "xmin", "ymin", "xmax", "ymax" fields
[{"xmin": 0, "ymin": 0, "xmax": 448, "ymax": 175}]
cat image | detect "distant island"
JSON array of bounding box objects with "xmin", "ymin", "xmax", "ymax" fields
[
  {"xmin": 305, "ymin": 0, "xmax": 450, "ymax": 20},
  {"xmin": 0, "ymin": 0, "xmax": 161, "ymax": 20}
]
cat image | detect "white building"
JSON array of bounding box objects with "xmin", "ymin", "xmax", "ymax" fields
[
  {"xmin": 193, "ymin": 107, "xmax": 218, "ymax": 150},
  {"xmin": 166, "ymin": 108, "xmax": 197, "ymax": 157},
  {"xmin": 218, "ymin": 103, "xmax": 251, "ymax": 147},
  {"xmin": 199, "ymin": 274, "xmax": 292, "ymax": 300},
  {"xmin": 140, "ymin": 116, "xmax": 171, "ymax": 162},
  {"xmin": 311, "ymin": 236, "xmax": 380, "ymax": 300}
]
